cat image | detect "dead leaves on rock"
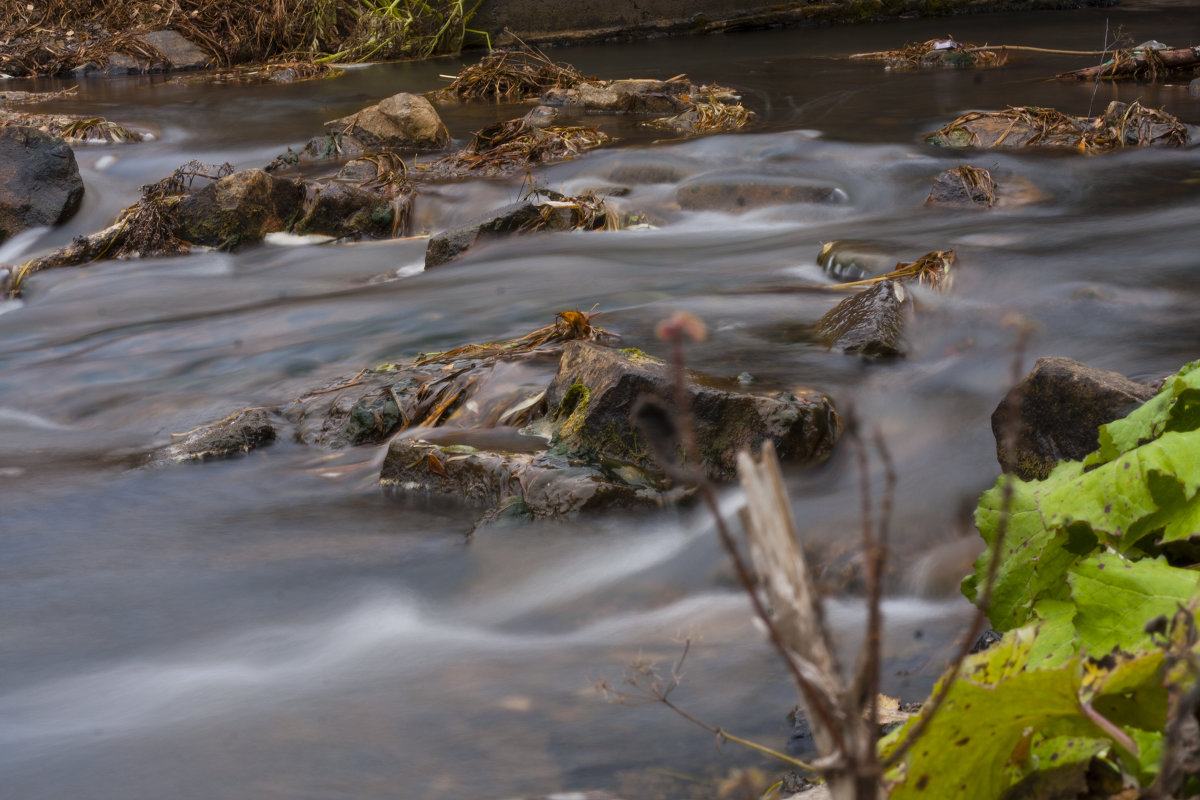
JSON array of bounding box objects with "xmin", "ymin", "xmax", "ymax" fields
[
  {"xmin": 826, "ymin": 250, "xmax": 957, "ymax": 293},
  {"xmin": 927, "ymin": 102, "xmax": 1188, "ymax": 151}
]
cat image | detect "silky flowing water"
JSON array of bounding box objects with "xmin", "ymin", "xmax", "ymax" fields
[{"xmin": 4, "ymin": 5, "xmax": 1200, "ymax": 798}]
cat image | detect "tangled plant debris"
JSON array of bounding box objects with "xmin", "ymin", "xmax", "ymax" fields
[
  {"xmin": 927, "ymin": 101, "xmax": 1189, "ymax": 151},
  {"xmin": 0, "ymin": 110, "xmax": 144, "ymax": 143},
  {"xmin": 424, "ymin": 116, "xmax": 611, "ymax": 177},
  {"xmin": 1061, "ymin": 41, "xmax": 1200, "ymax": 81},
  {"xmin": 850, "ymin": 37, "xmax": 1007, "ymax": 70},
  {"xmin": 430, "ymin": 39, "xmax": 587, "ymax": 102},
  {"xmin": 0, "ymin": 0, "xmax": 480, "ymax": 76}
]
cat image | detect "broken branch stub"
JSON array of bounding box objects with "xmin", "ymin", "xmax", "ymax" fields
[{"xmin": 738, "ymin": 442, "xmax": 875, "ymax": 799}]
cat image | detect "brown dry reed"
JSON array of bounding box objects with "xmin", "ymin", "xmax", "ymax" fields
[{"xmin": 0, "ymin": 0, "xmax": 480, "ymax": 75}]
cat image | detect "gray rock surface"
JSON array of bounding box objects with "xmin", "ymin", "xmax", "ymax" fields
[
  {"xmin": 172, "ymin": 168, "xmax": 306, "ymax": 248},
  {"xmin": 992, "ymin": 357, "xmax": 1158, "ymax": 480},
  {"xmin": 324, "ymin": 93, "xmax": 450, "ymax": 151},
  {"xmin": 817, "ymin": 280, "xmax": 911, "ymax": 358},
  {"xmin": 424, "ymin": 200, "xmax": 578, "ymax": 268},
  {"xmin": 0, "ymin": 126, "xmax": 84, "ymax": 243},
  {"xmin": 546, "ymin": 342, "xmax": 839, "ymax": 481}
]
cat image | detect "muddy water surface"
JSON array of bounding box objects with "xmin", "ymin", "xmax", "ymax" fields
[{"xmin": 4, "ymin": 5, "xmax": 1200, "ymax": 799}]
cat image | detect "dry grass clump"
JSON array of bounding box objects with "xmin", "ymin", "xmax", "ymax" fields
[
  {"xmin": 927, "ymin": 102, "xmax": 1188, "ymax": 151},
  {"xmin": 415, "ymin": 309, "xmax": 616, "ymax": 367},
  {"xmin": 431, "ymin": 40, "xmax": 587, "ymax": 102},
  {"xmin": 645, "ymin": 100, "xmax": 755, "ymax": 136},
  {"xmin": 173, "ymin": 60, "xmax": 344, "ymax": 85},
  {"xmin": 852, "ymin": 38, "xmax": 1005, "ymax": 70},
  {"xmin": 0, "ymin": 110, "xmax": 143, "ymax": 143},
  {"xmin": 0, "ymin": 0, "xmax": 477, "ymax": 75},
  {"xmin": 827, "ymin": 250, "xmax": 957, "ymax": 293},
  {"xmin": 426, "ymin": 117, "xmax": 609, "ymax": 176},
  {"xmin": 926, "ymin": 165, "xmax": 997, "ymax": 208}
]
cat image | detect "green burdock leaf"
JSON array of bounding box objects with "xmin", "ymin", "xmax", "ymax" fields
[
  {"xmin": 884, "ymin": 627, "xmax": 1172, "ymax": 800},
  {"xmin": 1089, "ymin": 361, "xmax": 1200, "ymax": 466},
  {"xmin": 1067, "ymin": 553, "xmax": 1199, "ymax": 657},
  {"xmin": 965, "ymin": 465, "xmax": 1084, "ymax": 631},
  {"xmin": 885, "ymin": 628, "xmax": 1116, "ymax": 800}
]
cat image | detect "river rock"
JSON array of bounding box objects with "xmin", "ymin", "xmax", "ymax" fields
[
  {"xmin": 172, "ymin": 168, "xmax": 306, "ymax": 248},
  {"xmin": 291, "ymin": 180, "xmax": 400, "ymax": 239},
  {"xmin": 676, "ymin": 178, "xmax": 843, "ymax": 212},
  {"xmin": 926, "ymin": 166, "xmax": 997, "ymax": 208},
  {"xmin": 817, "ymin": 280, "xmax": 911, "ymax": 358},
  {"xmin": 77, "ymin": 30, "xmax": 211, "ymax": 76},
  {"xmin": 324, "ymin": 93, "xmax": 450, "ymax": 151},
  {"xmin": 424, "ymin": 199, "xmax": 580, "ymax": 268},
  {"xmin": 380, "ymin": 438, "xmax": 663, "ymax": 519},
  {"xmin": 158, "ymin": 408, "xmax": 278, "ymax": 463},
  {"xmin": 992, "ymin": 357, "xmax": 1157, "ymax": 480},
  {"xmin": 546, "ymin": 342, "xmax": 839, "ymax": 481},
  {"xmin": 0, "ymin": 126, "xmax": 84, "ymax": 242}
]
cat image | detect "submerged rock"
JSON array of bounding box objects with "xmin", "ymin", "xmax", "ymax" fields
[
  {"xmin": 817, "ymin": 240, "xmax": 914, "ymax": 282},
  {"xmin": 0, "ymin": 126, "xmax": 84, "ymax": 242},
  {"xmin": 324, "ymin": 92, "xmax": 451, "ymax": 151},
  {"xmin": 676, "ymin": 178, "xmax": 843, "ymax": 212},
  {"xmin": 380, "ymin": 438, "xmax": 663, "ymax": 519},
  {"xmin": 546, "ymin": 342, "xmax": 839, "ymax": 482},
  {"xmin": 817, "ymin": 280, "xmax": 911, "ymax": 358},
  {"xmin": 425, "ymin": 191, "xmax": 609, "ymax": 268},
  {"xmin": 157, "ymin": 408, "xmax": 278, "ymax": 463},
  {"xmin": 926, "ymin": 165, "xmax": 997, "ymax": 208},
  {"xmin": 992, "ymin": 357, "xmax": 1157, "ymax": 480}
]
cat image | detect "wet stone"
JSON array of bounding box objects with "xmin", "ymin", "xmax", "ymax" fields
[
  {"xmin": 323, "ymin": 92, "xmax": 451, "ymax": 151},
  {"xmin": 992, "ymin": 357, "xmax": 1158, "ymax": 480},
  {"xmin": 0, "ymin": 126, "xmax": 84, "ymax": 242},
  {"xmin": 158, "ymin": 408, "xmax": 277, "ymax": 463},
  {"xmin": 424, "ymin": 199, "xmax": 578, "ymax": 269},
  {"xmin": 817, "ymin": 280, "xmax": 911, "ymax": 358},
  {"xmin": 172, "ymin": 168, "xmax": 306, "ymax": 249},
  {"xmin": 380, "ymin": 438, "xmax": 663, "ymax": 519},
  {"xmin": 546, "ymin": 341, "xmax": 839, "ymax": 482},
  {"xmin": 676, "ymin": 178, "xmax": 844, "ymax": 212}
]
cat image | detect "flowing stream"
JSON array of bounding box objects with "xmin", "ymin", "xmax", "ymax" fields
[{"xmin": 4, "ymin": 5, "xmax": 1200, "ymax": 798}]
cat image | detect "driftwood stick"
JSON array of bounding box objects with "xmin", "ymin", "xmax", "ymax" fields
[
  {"xmin": 738, "ymin": 442, "xmax": 871, "ymax": 799},
  {"xmin": 1062, "ymin": 46, "xmax": 1200, "ymax": 80}
]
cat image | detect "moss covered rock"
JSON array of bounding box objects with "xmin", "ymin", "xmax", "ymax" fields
[{"xmin": 546, "ymin": 341, "xmax": 839, "ymax": 481}]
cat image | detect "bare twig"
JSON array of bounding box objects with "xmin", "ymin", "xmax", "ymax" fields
[{"xmin": 882, "ymin": 322, "xmax": 1033, "ymax": 770}]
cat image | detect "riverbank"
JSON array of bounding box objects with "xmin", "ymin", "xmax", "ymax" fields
[{"xmin": 0, "ymin": 0, "xmax": 1117, "ymax": 77}]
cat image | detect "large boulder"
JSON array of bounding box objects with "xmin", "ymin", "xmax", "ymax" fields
[
  {"xmin": 992, "ymin": 357, "xmax": 1158, "ymax": 480},
  {"xmin": 817, "ymin": 280, "xmax": 910, "ymax": 358},
  {"xmin": 291, "ymin": 181, "xmax": 401, "ymax": 239},
  {"xmin": 546, "ymin": 342, "xmax": 839, "ymax": 481},
  {"xmin": 0, "ymin": 126, "xmax": 84, "ymax": 242},
  {"xmin": 76, "ymin": 30, "xmax": 212, "ymax": 76},
  {"xmin": 324, "ymin": 93, "xmax": 450, "ymax": 151},
  {"xmin": 172, "ymin": 169, "xmax": 306, "ymax": 248}
]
